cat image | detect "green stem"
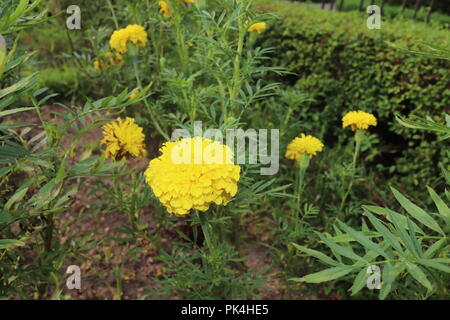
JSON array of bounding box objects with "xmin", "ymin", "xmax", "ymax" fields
[
  {"xmin": 229, "ymin": 16, "xmax": 245, "ymax": 119},
  {"xmin": 295, "ymin": 154, "xmax": 310, "ymax": 234},
  {"xmin": 338, "ymin": 129, "xmax": 363, "ymax": 217},
  {"xmin": 197, "ymin": 211, "xmax": 214, "ymax": 252},
  {"xmin": 173, "ymin": 8, "xmax": 189, "ymax": 74},
  {"xmin": 106, "ymin": 0, "xmax": 119, "ymax": 29},
  {"xmin": 281, "ymin": 106, "xmax": 294, "ymax": 138},
  {"xmin": 131, "ymin": 55, "xmax": 170, "ymax": 140},
  {"xmin": 114, "ymin": 257, "xmax": 122, "ymax": 300},
  {"xmin": 38, "ymin": 212, "xmax": 54, "ymax": 298},
  {"xmin": 295, "ymin": 154, "xmax": 310, "ymax": 209}
]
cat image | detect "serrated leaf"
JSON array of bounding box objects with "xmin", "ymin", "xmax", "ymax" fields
[
  {"xmin": 336, "ymin": 220, "xmax": 392, "ymax": 260},
  {"xmin": 379, "ymin": 263, "xmax": 403, "ymax": 300},
  {"xmin": 316, "ymin": 232, "xmax": 365, "ymax": 263},
  {"xmin": 386, "ymin": 208, "xmax": 421, "ymax": 258},
  {"xmin": 427, "ymin": 186, "xmax": 450, "ymax": 219},
  {"xmin": 363, "ymin": 208, "xmax": 403, "ymax": 254},
  {"xmin": 291, "ymin": 243, "xmax": 339, "ymax": 266},
  {"xmin": 350, "ymin": 268, "xmax": 368, "ymax": 296},
  {"xmin": 391, "ymin": 187, "xmax": 444, "ymax": 235},
  {"xmin": 364, "ymin": 205, "xmax": 424, "ymax": 234},
  {"xmin": 418, "ymin": 259, "xmax": 450, "ymax": 273},
  {"xmin": 424, "ymin": 238, "xmax": 446, "ymax": 258},
  {"xmin": 292, "ymin": 265, "xmax": 354, "ymax": 283},
  {"xmin": 405, "ymin": 262, "xmax": 433, "ymax": 291},
  {"xmin": 0, "ymin": 239, "xmax": 25, "ymax": 249}
]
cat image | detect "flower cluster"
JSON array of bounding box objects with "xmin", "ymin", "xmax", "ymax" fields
[
  {"xmin": 100, "ymin": 117, "xmax": 147, "ymax": 160},
  {"xmin": 285, "ymin": 134, "xmax": 324, "ymax": 164},
  {"xmin": 109, "ymin": 24, "xmax": 148, "ymax": 53},
  {"xmin": 93, "ymin": 51, "xmax": 122, "ymax": 71},
  {"xmin": 342, "ymin": 110, "xmax": 377, "ymax": 131},
  {"xmin": 144, "ymin": 137, "xmax": 240, "ymax": 216}
]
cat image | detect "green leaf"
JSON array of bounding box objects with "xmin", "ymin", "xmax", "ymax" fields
[
  {"xmin": 0, "ymin": 107, "xmax": 35, "ymax": 118},
  {"xmin": 5, "ymin": 186, "xmax": 29, "ymax": 210},
  {"xmin": 316, "ymin": 232, "xmax": 365, "ymax": 263},
  {"xmin": 363, "ymin": 208, "xmax": 403, "ymax": 253},
  {"xmin": 418, "ymin": 259, "xmax": 450, "ymax": 273},
  {"xmin": 0, "ymin": 73, "xmax": 39, "ymax": 99},
  {"xmin": 440, "ymin": 164, "xmax": 450, "ymax": 185},
  {"xmin": 406, "ymin": 217, "xmax": 423, "ymax": 258},
  {"xmin": 391, "ymin": 187, "xmax": 444, "ymax": 235},
  {"xmin": 0, "ymin": 166, "xmax": 12, "ymax": 177},
  {"xmin": 379, "ymin": 263, "xmax": 403, "ymax": 300},
  {"xmin": 0, "ymin": 210, "xmax": 12, "ymax": 224},
  {"xmin": 405, "ymin": 262, "xmax": 433, "ymax": 291},
  {"xmin": 291, "ymin": 243, "xmax": 339, "ymax": 266},
  {"xmin": 364, "ymin": 205, "xmax": 424, "ymax": 234},
  {"xmin": 291, "ymin": 265, "xmax": 354, "ymax": 283},
  {"xmin": 424, "ymin": 238, "xmax": 446, "ymax": 258},
  {"xmin": 386, "ymin": 208, "xmax": 421, "ymax": 258},
  {"xmin": 350, "ymin": 268, "xmax": 368, "ymax": 296},
  {"xmin": 0, "ymin": 239, "xmax": 25, "ymax": 249},
  {"xmin": 336, "ymin": 220, "xmax": 392, "ymax": 260},
  {"xmin": 328, "ymin": 231, "xmax": 379, "ymax": 243},
  {"xmin": 427, "ymin": 186, "xmax": 450, "ymax": 219}
]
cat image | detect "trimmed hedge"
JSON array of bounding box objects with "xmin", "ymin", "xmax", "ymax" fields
[{"xmin": 256, "ymin": 1, "xmax": 450, "ymax": 187}]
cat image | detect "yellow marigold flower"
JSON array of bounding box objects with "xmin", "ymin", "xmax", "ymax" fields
[
  {"xmin": 248, "ymin": 22, "xmax": 267, "ymax": 34},
  {"xmin": 285, "ymin": 134, "xmax": 324, "ymax": 164},
  {"xmin": 159, "ymin": 1, "xmax": 172, "ymax": 18},
  {"xmin": 144, "ymin": 137, "xmax": 241, "ymax": 216},
  {"xmin": 109, "ymin": 24, "xmax": 148, "ymax": 53},
  {"xmin": 342, "ymin": 110, "xmax": 377, "ymax": 131},
  {"xmin": 184, "ymin": 0, "xmax": 195, "ymax": 3},
  {"xmin": 100, "ymin": 117, "xmax": 146, "ymax": 160},
  {"xmin": 93, "ymin": 51, "xmax": 122, "ymax": 71}
]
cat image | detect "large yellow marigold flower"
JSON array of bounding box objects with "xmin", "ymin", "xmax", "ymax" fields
[
  {"xmin": 100, "ymin": 117, "xmax": 146, "ymax": 160},
  {"xmin": 145, "ymin": 137, "xmax": 241, "ymax": 216},
  {"xmin": 109, "ymin": 24, "xmax": 148, "ymax": 53},
  {"xmin": 342, "ymin": 110, "xmax": 377, "ymax": 131},
  {"xmin": 159, "ymin": 1, "xmax": 172, "ymax": 18},
  {"xmin": 285, "ymin": 134, "xmax": 324, "ymax": 164},
  {"xmin": 248, "ymin": 22, "xmax": 267, "ymax": 34}
]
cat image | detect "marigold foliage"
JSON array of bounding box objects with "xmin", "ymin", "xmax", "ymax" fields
[
  {"xmin": 342, "ymin": 110, "xmax": 377, "ymax": 131},
  {"xmin": 285, "ymin": 134, "xmax": 324, "ymax": 163},
  {"xmin": 109, "ymin": 24, "xmax": 148, "ymax": 53},
  {"xmin": 144, "ymin": 137, "xmax": 241, "ymax": 216},
  {"xmin": 159, "ymin": 1, "xmax": 172, "ymax": 18},
  {"xmin": 248, "ymin": 22, "xmax": 267, "ymax": 34},
  {"xmin": 100, "ymin": 117, "xmax": 147, "ymax": 160}
]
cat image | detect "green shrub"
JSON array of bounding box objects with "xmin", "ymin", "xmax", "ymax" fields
[{"xmin": 255, "ymin": 1, "xmax": 450, "ymax": 192}]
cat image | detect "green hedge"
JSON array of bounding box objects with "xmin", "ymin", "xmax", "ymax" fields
[{"xmin": 256, "ymin": 0, "xmax": 450, "ymax": 188}]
